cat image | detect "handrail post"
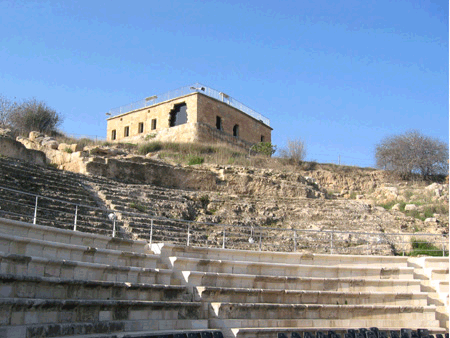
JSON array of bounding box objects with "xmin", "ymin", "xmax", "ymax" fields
[
  {"xmin": 73, "ymin": 205, "xmax": 78, "ymax": 231},
  {"xmin": 149, "ymin": 219, "xmax": 153, "ymax": 246},
  {"xmin": 222, "ymin": 226, "xmax": 226, "ymax": 249},
  {"xmin": 330, "ymin": 231, "xmax": 334, "ymax": 254},
  {"xmin": 187, "ymin": 224, "xmax": 190, "ymax": 246},
  {"xmin": 259, "ymin": 229, "xmax": 262, "ymax": 251},
  {"xmin": 293, "ymin": 230, "xmax": 297, "ymax": 252},
  {"xmin": 112, "ymin": 218, "xmax": 116, "ymax": 237},
  {"xmin": 33, "ymin": 196, "xmax": 38, "ymax": 224}
]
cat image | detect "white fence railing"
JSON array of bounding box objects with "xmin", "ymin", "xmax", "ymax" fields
[
  {"xmin": 0, "ymin": 185, "xmax": 447, "ymax": 256},
  {"xmin": 107, "ymin": 83, "xmax": 271, "ymax": 127}
]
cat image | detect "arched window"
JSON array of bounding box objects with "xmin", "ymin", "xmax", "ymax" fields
[{"xmin": 169, "ymin": 103, "xmax": 187, "ymax": 127}]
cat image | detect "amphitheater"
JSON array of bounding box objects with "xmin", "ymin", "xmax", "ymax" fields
[{"xmin": 0, "ymin": 151, "xmax": 448, "ymax": 338}]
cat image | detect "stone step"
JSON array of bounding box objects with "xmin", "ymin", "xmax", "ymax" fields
[
  {"xmin": 0, "ymin": 298, "xmax": 205, "ymax": 327},
  {"xmin": 153, "ymin": 243, "xmax": 409, "ymax": 267},
  {"xmin": 49, "ymin": 329, "xmax": 224, "ymax": 338},
  {"xmin": 0, "ymin": 233, "xmax": 158, "ymax": 269},
  {"xmin": 0, "ymin": 319, "xmax": 208, "ymax": 338},
  {"xmin": 182, "ymin": 271, "xmax": 422, "ymax": 293},
  {"xmin": 0, "ymin": 252, "xmax": 173, "ymax": 285},
  {"xmin": 0, "ymin": 273, "xmax": 190, "ymax": 301},
  {"xmin": 212, "ymin": 319, "xmax": 442, "ymax": 338},
  {"xmin": 0, "ymin": 218, "xmax": 150, "ymax": 253},
  {"xmin": 169, "ymin": 256, "xmax": 414, "ymax": 279},
  {"xmin": 421, "ymin": 280, "xmax": 449, "ymax": 293},
  {"xmin": 194, "ymin": 286, "xmax": 428, "ymax": 306},
  {"xmin": 210, "ymin": 302, "xmax": 437, "ymax": 321},
  {"xmin": 230, "ymin": 327, "xmax": 447, "ymax": 338}
]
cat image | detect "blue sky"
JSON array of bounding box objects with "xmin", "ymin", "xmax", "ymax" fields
[{"xmin": 1, "ymin": 0, "xmax": 448, "ymax": 167}]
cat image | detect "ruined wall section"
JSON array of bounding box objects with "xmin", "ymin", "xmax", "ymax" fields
[
  {"xmin": 0, "ymin": 136, "xmax": 46, "ymax": 165},
  {"xmin": 196, "ymin": 94, "xmax": 272, "ymax": 144}
]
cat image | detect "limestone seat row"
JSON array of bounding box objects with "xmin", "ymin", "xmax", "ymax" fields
[
  {"xmin": 0, "ymin": 273, "xmax": 190, "ymax": 301},
  {"xmin": 194, "ymin": 286, "xmax": 428, "ymax": 306},
  {"xmin": 153, "ymin": 243, "xmax": 410, "ymax": 267},
  {"xmin": 168, "ymin": 256, "xmax": 414, "ymax": 280},
  {"xmin": 0, "ymin": 218, "xmax": 149, "ymax": 253},
  {"xmin": 182, "ymin": 270, "xmax": 422, "ymax": 293},
  {"xmin": 0, "ymin": 232, "xmax": 158, "ymax": 269}
]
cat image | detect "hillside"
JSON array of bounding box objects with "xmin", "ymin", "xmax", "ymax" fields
[{"xmin": 1, "ymin": 132, "xmax": 448, "ymax": 255}]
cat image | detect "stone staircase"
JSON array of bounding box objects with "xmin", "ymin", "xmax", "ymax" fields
[
  {"xmin": 0, "ymin": 216, "xmax": 447, "ymax": 338},
  {"xmin": 0, "ymin": 157, "xmax": 113, "ymax": 235},
  {"xmin": 153, "ymin": 243, "xmax": 448, "ymax": 338},
  {"xmin": 0, "ymin": 217, "xmax": 209, "ymax": 337}
]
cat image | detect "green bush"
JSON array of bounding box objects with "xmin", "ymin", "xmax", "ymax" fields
[
  {"xmin": 251, "ymin": 142, "xmax": 277, "ymax": 156},
  {"xmin": 187, "ymin": 155, "xmax": 204, "ymax": 165},
  {"xmin": 138, "ymin": 142, "xmax": 162, "ymax": 154},
  {"xmin": 130, "ymin": 202, "xmax": 146, "ymax": 212},
  {"xmin": 64, "ymin": 147, "xmax": 73, "ymax": 154},
  {"xmin": 406, "ymin": 238, "xmax": 448, "ymax": 256}
]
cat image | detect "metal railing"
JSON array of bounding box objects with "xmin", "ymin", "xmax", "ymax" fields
[
  {"xmin": 0, "ymin": 185, "xmax": 448, "ymax": 256},
  {"xmin": 107, "ymin": 83, "xmax": 271, "ymax": 127}
]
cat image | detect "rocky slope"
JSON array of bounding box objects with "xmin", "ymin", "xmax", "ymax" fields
[{"xmin": 6, "ymin": 131, "xmax": 448, "ymax": 255}]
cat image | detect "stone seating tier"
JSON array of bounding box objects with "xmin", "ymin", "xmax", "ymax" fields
[
  {"xmin": 0, "ymin": 233, "xmax": 159, "ymax": 269},
  {"xmin": 0, "ymin": 274, "xmax": 190, "ymax": 301},
  {"xmin": 0, "ymin": 252, "xmax": 172, "ymax": 285},
  {"xmin": 169, "ymin": 257, "xmax": 414, "ymax": 280},
  {"xmin": 232, "ymin": 328, "xmax": 448, "ymax": 338},
  {"xmin": 153, "ymin": 243, "xmax": 410, "ymax": 267},
  {"xmin": 0, "ymin": 319, "xmax": 209, "ymax": 338},
  {"xmin": 181, "ymin": 270, "xmax": 422, "ymax": 292},
  {"xmin": 195, "ymin": 286, "xmax": 428, "ymax": 306},
  {"xmin": 0, "ymin": 218, "xmax": 149, "ymax": 253}
]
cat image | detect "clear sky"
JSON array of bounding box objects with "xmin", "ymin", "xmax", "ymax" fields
[{"xmin": 1, "ymin": 0, "xmax": 448, "ymax": 167}]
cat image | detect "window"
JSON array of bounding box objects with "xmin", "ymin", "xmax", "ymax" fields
[
  {"xmin": 124, "ymin": 126, "xmax": 130, "ymax": 137},
  {"xmin": 216, "ymin": 116, "xmax": 222, "ymax": 130},
  {"xmin": 111, "ymin": 130, "xmax": 116, "ymax": 140},
  {"xmin": 233, "ymin": 124, "xmax": 239, "ymax": 137},
  {"xmin": 169, "ymin": 103, "xmax": 188, "ymax": 127},
  {"xmin": 151, "ymin": 119, "xmax": 157, "ymax": 130},
  {"xmin": 138, "ymin": 122, "xmax": 144, "ymax": 133},
  {"xmin": 261, "ymin": 135, "xmax": 265, "ymax": 142}
]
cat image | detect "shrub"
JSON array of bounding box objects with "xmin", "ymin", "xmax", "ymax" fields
[
  {"xmin": 407, "ymin": 238, "xmax": 448, "ymax": 256},
  {"xmin": 8, "ymin": 98, "xmax": 62, "ymax": 135},
  {"xmin": 187, "ymin": 155, "xmax": 204, "ymax": 165},
  {"xmin": 64, "ymin": 147, "xmax": 73, "ymax": 154},
  {"xmin": 251, "ymin": 142, "xmax": 276, "ymax": 156},
  {"xmin": 138, "ymin": 142, "xmax": 162, "ymax": 154},
  {"xmin": 279, "ymin": 138, "xmax": 307, "ymax": 163},
  {"xmin": 130, "ymin": 202, "xmax": 146, "ymax": 212}
]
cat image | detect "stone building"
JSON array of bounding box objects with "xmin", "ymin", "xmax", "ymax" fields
[{"xmin": 106, "ymin": 84, "xmax": 272, "ymax": 150}]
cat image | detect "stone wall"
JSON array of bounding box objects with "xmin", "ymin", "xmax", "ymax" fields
[
  {"xmin": 0, "ymin": 136, "xmax": 46, "ymax": 165},
  {"xmin": 106, "ymin": 94, "xmax": 198, "ymax": 142},
  {"xmin": 196, "ymin": 94, "xmax": 272, "ymax": 144}
]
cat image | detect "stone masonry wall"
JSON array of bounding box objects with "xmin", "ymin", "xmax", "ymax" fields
[
  {"xmin": 196, "ymin": 94, "xmax": 272, "ymax": 144},
  {"xmin": 106, "ymin": 94, "xmax": 198, "ymax": 142},
  {"xmin": 106, "ymin": 93, "xmax": 272, "ymax": 150}
]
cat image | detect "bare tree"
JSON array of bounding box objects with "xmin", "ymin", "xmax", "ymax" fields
[
  {"xmin": 279, "ymin": 138, "xmax": 307, "ymax": 163},
  {"xmin": 375, "ymin": 130, "xmax": 448, "ymax": 177},
  {"xmin": 0, "ymin": 94, "xmax": 18, "ymax": 128},
  {"xmin": 8, "ymin": 98, "xmax": 62, "ymax": 135}
]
